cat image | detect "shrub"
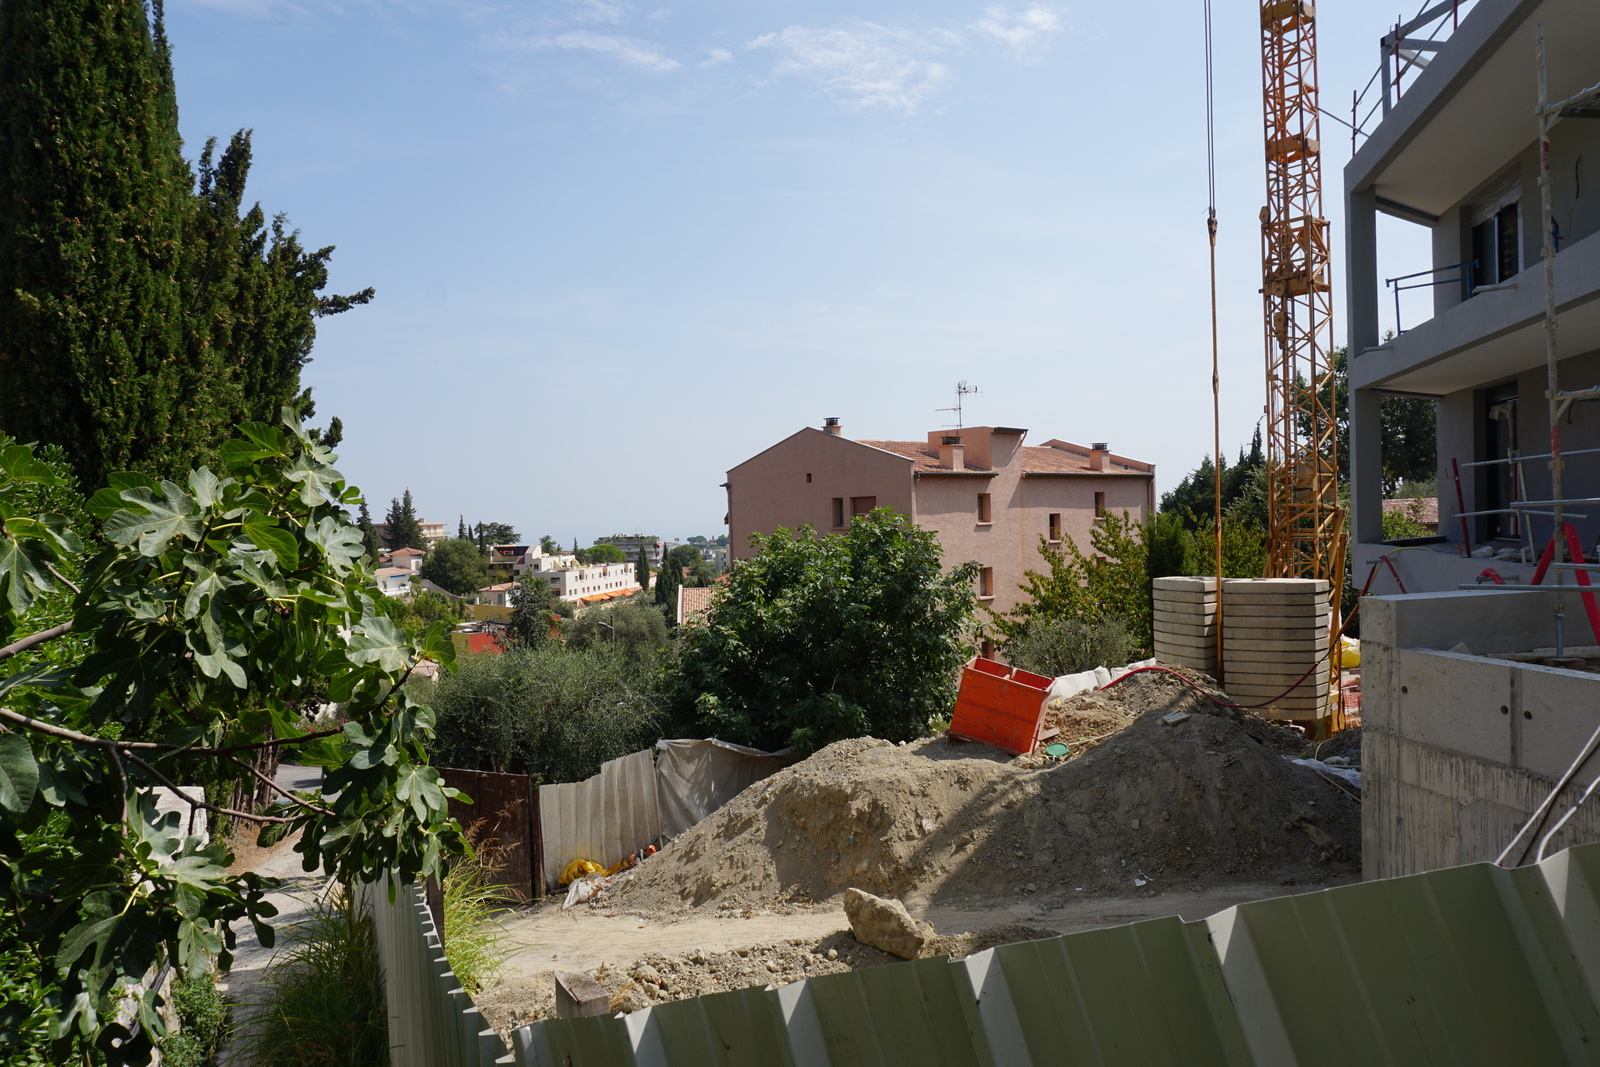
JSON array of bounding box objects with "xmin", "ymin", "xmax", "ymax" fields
[
  {"xmin": 234, "ymin": 888, "xmax": 386, "ymax": 1067},
  {"xmin": 429, "ymin": 644, "xmax": 666, "ymax": 783},
  {"xmin": 564, "ymin": 598, "xmax": 669, "ymax": 661},
  {"xmin": 161, "ymin": 971, "xmax": 230, "ymax": 1067},
  {"xmin": 1003, "ymin": 616, "xmax": 1143, "ymax": 677},
  {"xmin": 668, "ymin": 510, "xmax": 978, "ymax": 753},
  {"xmin": 441, "ymin": 845, "xmax": 511, "ymax": 995}
]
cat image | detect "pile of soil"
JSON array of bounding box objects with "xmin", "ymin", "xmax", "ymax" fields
[
  {"xmin": 475, "ymin": 924, "xmax": 1058, "ymax": 1032},
  {"xmin": 608, "ymin": 672, "xmax": 1359, "ymax": 917}
]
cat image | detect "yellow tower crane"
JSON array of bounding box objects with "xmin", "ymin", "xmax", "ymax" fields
[{"xmin": 1259, "ymin": 0, "xmax": 1347, "ymax": 732}]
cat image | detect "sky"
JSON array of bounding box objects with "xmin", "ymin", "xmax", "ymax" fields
[{"xmin": 163, "ymin": 0, "xmax": 1441, "ymax": 545}]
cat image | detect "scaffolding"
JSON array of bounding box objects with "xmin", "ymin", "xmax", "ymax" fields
[{"xmin": 1259, "ymin": 0, "xmax": 1346, "ymax": 728}]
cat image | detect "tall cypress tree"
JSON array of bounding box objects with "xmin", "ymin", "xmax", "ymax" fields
[
  {"xmin": 0, "ymin": 1, "xmax": 190, "ymax": 488},
  {"xmin": 384, "ymin": 489, "xmax": 425, "ymax": 550},
  {"xmin": 358, "ymin": 500, "xmax": 381, "ymax": 560},
  {"xmin": 0, "ymin": 3, "xmax": 372, "ymax": 491}
]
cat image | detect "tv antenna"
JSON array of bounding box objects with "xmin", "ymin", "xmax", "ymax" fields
[{"xmin": 937, "ymin": 381, "xmax": 979, "ymax": 430}]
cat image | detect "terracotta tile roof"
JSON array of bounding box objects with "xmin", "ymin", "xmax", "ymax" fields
[
  {"xmin": 479, "ymin": 582, "xmax": 517, "ymax": 592},
  {"xmin": 1023, "ymin": 442, "xmax": 1153, "ymax": 476},
  {"xmin": 389, "ymin": 547, "xmax": 424, "ymax": 558},
  {"xmin": 1383, "ymin": 497, "xmax": 1439, "ymax": 525},
  {"xmin": 857, "ymin": 440, "xmax": 994, "ymax": 473},
  {"xmin": 679, "ymin": 584, "xmax": 716, "ymax": 625}
]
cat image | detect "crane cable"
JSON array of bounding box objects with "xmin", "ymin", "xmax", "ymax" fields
[{"xmin": 1204, "ymin": 0, "xmax": 1224, "ymax": 671}]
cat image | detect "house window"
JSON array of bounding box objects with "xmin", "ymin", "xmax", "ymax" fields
[
  {"xmin": 977, "ymin": 493, "xmax": 992, "ymax": 523},
  {"xmin": 1470, "ymin": 180, "xmax": 1521, "ymax": 290},
  {"xmin": 832, "ymin": 498, "xmax": 846, "ymax": 528},
  {"xmin": 851, "ymin": 496, "xmax": 876, "ymax": 518},
  {"xmin": 1094, "ymin": 491, "xmax": 1106, "ymax": 517},
  {"xmin": 979, "ymin": 567, "xmax": 994, "ymax": 599},
  {"xmin": 806, "ymin": 473, "xmax": 812, "ymax": 483},
  {"xmin": 1048, "ymin": 513, "xmax": 1062, "ymax": 541}
]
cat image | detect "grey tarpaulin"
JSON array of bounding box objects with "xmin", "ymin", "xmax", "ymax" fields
[{"xmin": 655, "ymin": 738, "xmax": 797, "ymax": 841}]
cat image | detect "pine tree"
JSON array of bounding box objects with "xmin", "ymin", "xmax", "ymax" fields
[
  {"xmin": 358, "ymin": 500, "xmax": 381, "ymax": 560},
  {"xmin": 654, "ymin": 552, "xmax": 679, "ymax": 613},
  {"xmin": 384, "ymin": 489, "xmax": 425, "ymax": 550},
  {"xmin": 458, "ymin": 515, "xmax": 469, "ymax": 541},
  {"xmin": 636, "ymin": 552, "xmax": 651, "ymax": 594}
]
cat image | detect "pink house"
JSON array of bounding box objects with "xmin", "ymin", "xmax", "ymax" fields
[{"xmin": 725, "ymin": 420, "xmax": 1155, "ymax": 616}]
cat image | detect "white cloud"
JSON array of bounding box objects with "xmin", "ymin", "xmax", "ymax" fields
[
  {"xmin": 509, "ymin": 29, "xmax": 681, "ymax": 72},
  {"xmin": 747, "ymin": 20, "xmax": 959, "ymax": 115},
  {"xmin": 568, "ymin": 0, "xmax": 626, "ymax": 24},
  {"xmin": 698, "ymin": 48, "xmax": 734, "ymax": 69},
  {"xmin": 971, "ymin": 4, "xmax": 1062, "ymax": 55}
]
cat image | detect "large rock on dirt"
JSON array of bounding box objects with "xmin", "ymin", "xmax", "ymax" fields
[{"xmin": 843, "ymin": 888, "xmax": 933, "ymax": 960}]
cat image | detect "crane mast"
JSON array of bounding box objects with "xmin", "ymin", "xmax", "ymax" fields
[{"xmin": 1259, "ymin": 0, "xmax": 1346, "ymax": 726}]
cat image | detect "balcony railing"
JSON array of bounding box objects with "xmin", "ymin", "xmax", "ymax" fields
[
  {"xmin": 1384, "ymin": 260, "xmax": 1475, "ymax": 334},
  {"xmin": 1348, "ymin": 0, "xmax": 1478, "ymax": 151}
]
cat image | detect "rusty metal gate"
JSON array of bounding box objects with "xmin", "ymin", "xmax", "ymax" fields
[{"xmin": 439, "ymin": 767, "xmax": 543, "ymax": 902}]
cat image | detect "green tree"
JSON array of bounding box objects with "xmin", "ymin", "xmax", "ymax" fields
[
  {"xmin": 635, "ymin": 552, "xmax": 651, "ymax": 594},
  {"xmin": 583, "ymin": 543, "xmax": 627, "ymax": 564},
  {"xmin": 384, "ymin": 489, "xmax": 425, "ymax": 550},
  {"xmin": 1315, "ymin": 348, "xmax": 1436, "ymax": 491},
  {"xmin": 426, "ymin": 644, "xmax": 665, "ymax": 784},
  {"xmin": 565, "ymin": 599, "xmax": 669, "ymax": 662},
  {"xmin": 506, "ymin": 573, "xmax": 570, "ymax": 649},
  {"xmin": 539, "ymin": 535, "xmax": 560, "ymax": 555},
  {"xmin": 993, "ymin": 511, "xmax": 1153, "ymax": 653},
  {"xmin": 666, "ymin": 544, "xmax": 701, "ymax": 570},
  {"xmin": 420, "ymin": 538, "xmax": 490, "ymax": 597},
  {"xmin": 0, "ymin": 11, "xmax": 369, "ymax": 494},
  {"xmin": 471, "ymin": 522, "xmax": 519, "ymax": 553},
  {"xmin": 668, "ymin": 510, "xmax": 978, "ymax": 753},
  {"xmin": 0, "ymin": 1, "xmax": 189, "ymax": 492},
  {"xmin": 457, "ymin": 515, "xmax": 470, "ymax": 541},
  {"xmin": 0, "ymin": 414, "xmax": 463, "ymax": 1064},
  {"xmin": 653, "ymin": 547, "xmax": 681, "ymax": 613},
  {"xmin": 357, "ymin": 499, "xmax": 381, "ymax": 560}
]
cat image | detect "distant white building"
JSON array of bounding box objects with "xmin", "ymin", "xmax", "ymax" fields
[
  {"xmin": 375, "ymin": 567, "xmax": 413, "ymax": 597},
  {"xmin": 528, "ymin": 555, "xmax": 642, "ymax": 605}
]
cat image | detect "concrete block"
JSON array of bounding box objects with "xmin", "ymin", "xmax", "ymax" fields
[
  {"xmin": 1153, "ymin": 607, "xmax": 1217, "ymax": 625},
  {"xmin": 1153, "ymin": 576, "xmax": 1218, "ymax": 593},
  {"xmin": 1224, "ymin": 639, "xmax": 1327, "ymax": 655},
  {"xmin": 1223, "ymin": 577, "xmax": 1330, "ymax": 594},
  {"xmin": 1223, "ymin": 666, "xmax": 1333, "ymax": 687},
  {"xmin": 555, "ymin": 972, "xmax": 611, "ymax": 1019},
  {"xmin": 1221, "ymin": 601, "xmax": 1331, "ymax": 619},
  {"xmin": 1222, "ymin": 621, "xmax": 1329, "ymax": 637},
  {"xmin": 1156, "ymin": 638, "xmax": 1218, "ymax": 657},
  {"xmin": 1153, "ymin": 619, "xmax": 1218, "ymax": 639}
]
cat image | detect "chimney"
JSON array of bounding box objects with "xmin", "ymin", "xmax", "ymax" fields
[
  {"xmin": 1089, "ymin": 442, "xmax": 1109, "ymax": 472},
  {"xmin": 938, "ymin": 434, "xmax": 965, "ymax": 471},
  {"xmin": 823, "ymin": 417, "xmax": 842, "ymax": 436}
]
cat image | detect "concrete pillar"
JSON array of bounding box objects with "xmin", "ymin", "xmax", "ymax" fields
[
  {"xmin": 1346, "ymin": 186, "xmax": 1380, "ymax": 355},
  {"xmin": 1350, "ymin": 386, "xmax": 1385, "ymax": 544}
]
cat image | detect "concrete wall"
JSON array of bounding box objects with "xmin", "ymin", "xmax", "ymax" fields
[
  {"xmin": 1362, "ymin": 590, "xmax": 1600, "ymax": 880},
  {"xmin": 726, "ymin": 428, "xmax": 914, "ymax": 559}
]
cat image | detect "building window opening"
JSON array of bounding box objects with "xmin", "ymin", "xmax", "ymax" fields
[
  {"xmin": 806, "ymin": 473, "xmax": 812, "ymax": 483},
  {"xmin": 1048, "ymin": 513, "xmax": 1062, "ymax": 541},
  {"xmin": 832, "ymin": 498, "xmax": 846, "ymax": 528},
  {"xmin": 979, "ymin": 566, "xmax": 994, "ymax": 599},
  {"xmin": 977, "ymin": 493, "xmax": 992, "ymax": 523},
  {"xmin": 1479, "ymin": 383, "xmax": 1519, "ymax": 541},
  {"xmin": 1094, "ymin": 491, "xmax": 1106, "ymax": 517},
  {"xmin": 850, "ymin": 496, "xmax": 876, "ymax": 519},
  {"xmin": 1470, "ymin": 181, "xmax": 1521, "ymax": 291}
]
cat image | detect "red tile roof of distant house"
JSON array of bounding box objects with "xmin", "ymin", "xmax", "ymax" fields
[
  {"xmin": 389, "ymin": 547, "xmax": 424, "ymax": 558},
  {"xmin": 479, "ymin": 582, "xmax": 516, "ymax": 593},
  {"xmin": 678, "ymin": 585, "xmax": 716, "ymax": 626},
  {"xmin": 1382, "ymin": 497, "xmax": 1440, "ymax": 525}
]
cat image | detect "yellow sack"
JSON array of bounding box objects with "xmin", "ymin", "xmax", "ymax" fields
[
  {"xmin": 1338, "ymin": 636, "xmax": 1361, "ymax": 669},
  {"xmin": 559, "ymin": 858, "xmax": 604, "ymax": 886}
]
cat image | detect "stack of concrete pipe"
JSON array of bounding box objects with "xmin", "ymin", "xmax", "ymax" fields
[
  {"xmin": 1151, "ymin": 576, "xmax": 1218, "ymax": 675},
  {"xmin": 1220, "ymin": 577, "xmax": 1332, "ymax": 720}
]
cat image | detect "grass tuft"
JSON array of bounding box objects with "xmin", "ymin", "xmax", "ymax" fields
[{"xmin": 441, "ymin": 841, "xmax": 512, "ymax": 995}]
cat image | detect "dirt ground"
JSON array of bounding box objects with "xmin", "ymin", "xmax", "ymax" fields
[{"xmin": 474, "ymin": 671, "xmax": 1363, "ymax": 1035}]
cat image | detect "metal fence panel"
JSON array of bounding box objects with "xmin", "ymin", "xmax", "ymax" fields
[
  {"xmin": 442, "ymin": 767, "xmax": 540, "ymax": 901},
  {"xmin": 539, "ymin": 748, "xmax": 660, "ymax": 890}
]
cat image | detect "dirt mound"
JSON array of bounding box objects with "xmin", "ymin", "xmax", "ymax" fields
[{"xmin": 609, "ymin": 673, "xmax": 1359, "ymax": 917}]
